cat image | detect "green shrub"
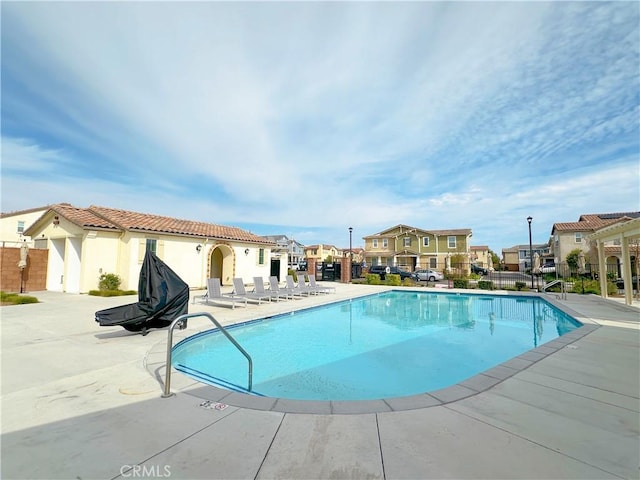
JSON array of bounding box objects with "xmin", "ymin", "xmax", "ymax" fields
[
  {"xmin": 89, "ymin": 289, "xmax": 137, "ymax": 297},
  {"xmin": 515, "ymin": 281, "xmax": 527, "ymax": 291},
  {"xmin": 453, "ymin": 279, "xmax": 469, "ymax": 289},
  {"xmin": 99, "ymin": 273, "xmax": 122, "ymax": 291},
  {"xmin": 0, "ymin": 291, "xmax": 39, "ymax": 305},
  {"xmin": 385, "ymin": 274, "xmax": 401, "ymax": 286},
  {"xmin": 478, "ymin": 280, "xmax": 494, "ymax": 290},
  {"xmin": 365, "ymin": 274, "xmax": 381, "ymax": 285},
  {"xmin": 402, "ymin": 277, "xmax": 414, "ymax": 287}
]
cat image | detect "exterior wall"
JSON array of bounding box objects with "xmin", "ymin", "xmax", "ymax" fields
[
  {"xmin": 0, "ymin": 247, "xmax": 48, "ymax": 292},
  {"xmin": 553, "ymin": 232, "xmax": 593, "ymax": 265},
  {"xmin": 0, "ymin": 209, "xmax": 47, "ymax": 248}
]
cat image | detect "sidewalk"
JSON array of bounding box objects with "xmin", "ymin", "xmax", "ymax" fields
[{"xmin": 1, "ymin": 287, "xmax": 638, "ymax": 479}]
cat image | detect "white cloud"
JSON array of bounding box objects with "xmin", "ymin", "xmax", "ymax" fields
[{"xmin": 1, "ymin": 2, "xmax": 638, "ymax": 252}]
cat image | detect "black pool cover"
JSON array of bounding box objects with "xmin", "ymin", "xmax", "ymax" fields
[{"xmin": 95, "ymin": 250, "xmax": 189, "ymax": 334}]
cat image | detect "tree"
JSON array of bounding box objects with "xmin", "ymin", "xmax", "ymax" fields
[{"xmin": 566, "ymin": 249, "xmax": 582, "ymax": 272}]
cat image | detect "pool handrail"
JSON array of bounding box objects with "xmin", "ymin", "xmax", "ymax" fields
[{"xmin": 162, "ymin": 312, "xmax": 253, "ymax": 398}]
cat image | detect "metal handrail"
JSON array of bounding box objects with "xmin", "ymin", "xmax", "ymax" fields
[
  {"xmin": 541, "ymin": 279, "xmax": 567, "ymax": 300},
  {"xmin": 162, "ymin": 312, "xmax": 253, "ymax": 398}
]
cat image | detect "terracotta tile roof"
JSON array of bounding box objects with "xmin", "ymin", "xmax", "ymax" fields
[
  {"xmin": 88, "ymin": 206, "xmax": 271, "ymax": 244},
  {"xmin": 25, "ymin": 203, "xmax": 273, "ymax": 244},
  {"xmin": 553, "ymin": 212, "xmax": 640, "ymax": 233},
  {"xmin": 0, "ymin": 203, "xmax": 70, "ymax": 219},
  {"xmin": 55, "ymin": 204, "xmax": 120, "ymax": 230}
]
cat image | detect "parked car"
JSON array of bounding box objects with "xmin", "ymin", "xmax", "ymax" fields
[
  {"xmin": 369, "ymin": 265, "xmax": 413, "ymax": 280},
  {"xmin": 412, "ymin": 269, "xmax": 444, "ymax": 282},
  {"xmin": 539, "ymin": 263, "xmax": 556, "ymax": 273},
  {"xmin": 470, "ymin": 264, "xmax": 488, "ymax": 275},
  {"xmin": 616, "ymin": 277, "xmax": 639, "ymax": 290}
]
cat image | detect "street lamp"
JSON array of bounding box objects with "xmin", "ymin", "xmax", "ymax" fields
[
  {"xmin": 527, "ymin": 216, "xmax": 534, "ymax": 290},
  {"xmin": 348, "ymin": 227, "xmax": 353, "ymax": 281}
]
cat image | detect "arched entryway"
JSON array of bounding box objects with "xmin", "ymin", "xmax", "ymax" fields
[{"xmin": 209, "ymin": 244, "xmax": 235, "ymax": 286}]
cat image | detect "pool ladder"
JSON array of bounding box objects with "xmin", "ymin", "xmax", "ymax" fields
[
  {"xmin": 162, "ymin": 312, "xmax": 253, "ymax": 398},
  {"xmin": 541, "ymin": 279, "xmax": 567, "ymax": 300}
]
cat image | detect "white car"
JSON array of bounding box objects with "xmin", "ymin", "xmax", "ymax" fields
[
  {"xmin": 412, "ymin": 269, "xmax": 444, "ymax": 282},
  {"xmin": 539, "ymin": 264, "xmax": 556, "ymax": 273}
]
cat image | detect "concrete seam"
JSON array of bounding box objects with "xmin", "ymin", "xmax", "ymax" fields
[
  {"xmin": 442, "ymin": 404, "xmax": 627, "ymax": 479},
  {"xmin": 109, "ymin": 408, "xmax": 242, "ymax": 480},
  {"xmin": 375, "ymin": 413, "xmax": 387, "ymax": 480},
  {"xmin": 253, "ymin": 411, "xmax": 286, "ymax": 480}
]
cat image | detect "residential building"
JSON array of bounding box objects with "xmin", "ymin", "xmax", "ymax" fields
[
  {"xmin": 304, "ymin": 244, "xmax": 342, "ymax": 263},
  {"xmin": 262, "ymin": 235, "xmax": 306, "ymax": 269},
  {"xmin": 502, "ymin": 244, "xmax": 550, "ymax": 272},
  {"xmin": 550, "ymin": 211, "xmax": 640, "ymax": 277},
  {"xmin": 0, "ymin": 205, "xmax": 53, "ymax": 247},
  {"xmin": 19, "ymin": 204, "xmax": 279, "ymax": 293},
  {"xmin": 363, "ymin": 224, "xmax": 472, "ymax": 272},
  {"xmin": 470, "ymin": 246, "xmax": 491, "ymax": 268}
]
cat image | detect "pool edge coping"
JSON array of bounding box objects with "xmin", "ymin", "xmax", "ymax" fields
[{"xmin": 145, "ymin": 290, "xmax": 600, "ymax": 415}]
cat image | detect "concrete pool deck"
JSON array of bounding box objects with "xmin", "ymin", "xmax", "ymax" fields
[{"xmin": 1, "ymin": 285, "xmax": 638, "ymax": 479}]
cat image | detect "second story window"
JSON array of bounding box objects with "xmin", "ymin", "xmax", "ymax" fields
[
  {"xmin": 382, "ymin": 239, "xmax": 388, "ymax": 248},
  {"xmin": 146, "ymin": 238, "xmax": 157, "ymax": 254},
  {"xmin": 372, "ymin": 239, "xmax": 378, "ymax": 248},
  {"xmin": 575, "ymin": 233, "xmax": 582, "ymax": 243},
  {"xmin": 403, "ymin": 237, "xmax": 411, "ymax": 247},
  {"xmin": 259, "ymin": 248, "xmax": 265, "ymax": 265},
  {"xmin": 448, "ymin": 236, "xmax": 456, "ymax": 248},
  {"xmin": 423, "ymin": 237, "xmax": 429, "ymax": 247},
  {"xmin": 17, "ymin": 221, "xmax": 25, "ymax": 234}
]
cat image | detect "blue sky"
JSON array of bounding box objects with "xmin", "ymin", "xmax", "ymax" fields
[{"xmin": 2, "ymin": 2, "xmax": 638, "ymax": 254}]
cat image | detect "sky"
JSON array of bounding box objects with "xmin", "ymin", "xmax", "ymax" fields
[{"xmin": 2, "ymin": 2, "xmax": 639, "ymax": 254}]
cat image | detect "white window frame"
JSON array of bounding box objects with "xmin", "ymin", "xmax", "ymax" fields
[
  {"xmin": 403, "ymin": 237, "xmax": 411, "ymax": 247},
  {"xmin": 17, "ymin": 221, "xmax": 25, "ymax": 234},
  {"xmin": 146, "ymin": 238, "xmax": 157, "ymax": 254},
  {"xmin": 372, "ymin": 239, "xmax": 378, "ymax": 248},
  {"xmin": 422, "ymin": 237, "xmax": 429, "ymax": 247},
  {"xmin": 448, "ymin": 236, "xmax": 456, "ymax": 249},
  {"xmin": 575, "ymin": 233, "xmax": 583, "ymax": 243},
  {"xmin": 382, "ymin": 239, "xmax": 388, "ymax": 248}
]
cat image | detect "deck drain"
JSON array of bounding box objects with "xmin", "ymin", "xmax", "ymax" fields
[{"xmin": 199, "ymin": 400, "xmax": 229, "ymax": 411}]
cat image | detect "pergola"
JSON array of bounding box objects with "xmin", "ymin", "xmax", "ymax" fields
[{"xmin": 588, "ymin": 217, "xmax": 640, "ymax": 306}]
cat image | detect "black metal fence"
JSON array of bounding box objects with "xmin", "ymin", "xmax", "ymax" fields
[{"xmin": 359, "ymin": 261, "xmax": 633, "ymax": 292}]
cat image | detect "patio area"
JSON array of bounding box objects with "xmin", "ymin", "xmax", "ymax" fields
[{"xmin": 1, "ymin": 285, "xmax": 638, "ymax": 479}]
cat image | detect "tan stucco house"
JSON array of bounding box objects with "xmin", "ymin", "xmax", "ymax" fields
[
  {"xmin": 363, "ymin": 224, "xmax": 472, "ymax": 272},
  {"xmin": 22, "ymin": 204, "xmax": 280, "ymax": 293},
  {"xmin": 550, "ymin": 212, "xmax": 639, "ymax": 277}
]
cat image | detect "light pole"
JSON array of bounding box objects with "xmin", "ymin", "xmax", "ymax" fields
[
  {"xmin": 348, "ymin": 227, "xmax": 353, "ymax": 281},
  {"xmin": 527, "ymin": 216, "xmax": 534, "ymax": 290}
]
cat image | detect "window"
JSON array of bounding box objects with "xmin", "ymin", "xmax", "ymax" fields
[
  {"xmin": 403, "ymin": 237, "xmax": 411, "ymax": 247},
  {"xmin": 382, "ymin": 239, "xmax": 388, "ymax": 248},
  {"xmin": 423, "ymin": 237, "xmax": 429, "ymax": 247},
  {"xmin": 146, "ymin": 238, "xmax": 157, "ymax": 254},
  {"xmin": 259, "ymin": 248, "xmax": 265, "ymax": 265},
  {"xmin": 575, "ymin": 233, "xmax": 583, "ymax": 243},
  {"xmin": 448, "ymin": 236, "xmax": 456, "ymax": 248},
  {"xmin": 372, "ymin": 239, "xmax": 378, "ymax": 248},
  {"xmin": 429, "ymin": 257, "xmax": 437, "ymax": 268},
  {"xmin": 17, "ymin": 221, "xmax": 25, "ymax": 234}
]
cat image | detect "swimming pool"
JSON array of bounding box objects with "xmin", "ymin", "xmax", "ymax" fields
[{"xmin": 172, "ymin": 291, "xmax": 581, "ymax": 401}]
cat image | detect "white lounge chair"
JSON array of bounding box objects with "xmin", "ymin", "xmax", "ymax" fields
[
  {"xmin": 269, "ymin": 276, "xmax": 302, "ymax": 299},
  {"xmin": 199, "ymin": 278, "xmax": 247, "ymax": 309},
  {"xmin": 287, "ymin": 275, "xmax": 314, "ymax": 296},
  {"xmin": 253, "ymin": 276, "xmax": 286, "ymax": 302},
  {"xmin": 232, "ymin": 278, "xmax": 272, "ymax": 304},
  {"xmin": 308, "ymin": 275, "xmax": 335, "ymax": 294}
]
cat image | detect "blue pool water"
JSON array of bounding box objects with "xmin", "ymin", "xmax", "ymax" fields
[{"xmin": 172, "ymin": 291, "xmax": 581, "ymax": 401}]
